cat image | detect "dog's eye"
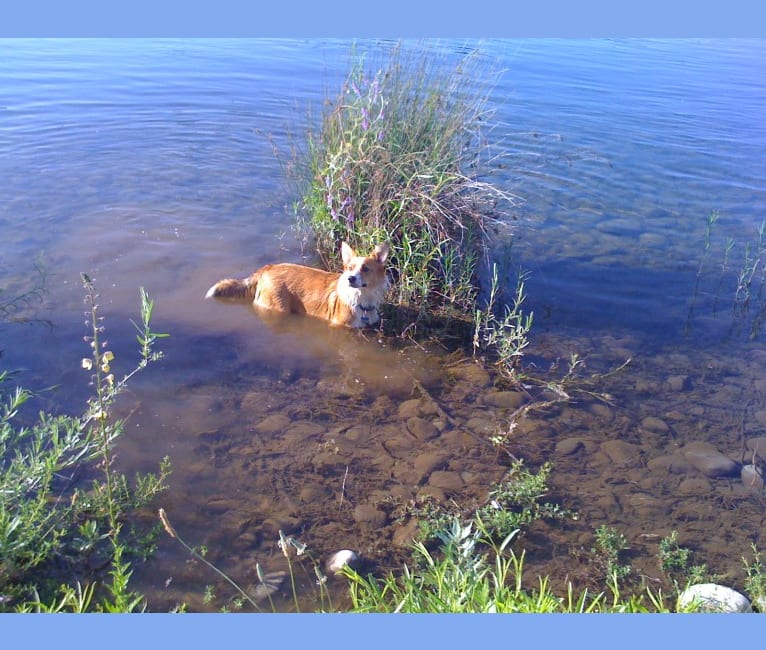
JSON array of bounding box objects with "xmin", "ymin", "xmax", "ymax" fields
[{"xmin": 361, "ymin": 265, "xmax": 369, "ymax": 273}]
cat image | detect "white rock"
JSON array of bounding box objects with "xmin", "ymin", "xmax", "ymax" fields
[
  {"xmin": 325, "ymin": 549, "xmax": 360, "ymax": 574},
  {"xmin": 741, "ymin": 464, "xmax": 765, "ymax": 492},
  {"xmin": 678, "ymin": 583, "xmax": 752, "ymax": 613}
]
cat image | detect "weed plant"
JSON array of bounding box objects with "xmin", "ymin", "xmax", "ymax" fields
[
  {"xmin": 0, "ymin": 277, "xmax": 169, "ymax": 612},
  {"xmin": 411, "ymin": 460, "xmax": 567, "ymax": 544},
  {"xmin": 344, "ymin": 517, "xmax": 672, "ymax": 613},
  {"xmin": 296, "ymin": 42, "xmax": 522, "ymax": 339},
  {"xmin": 657, "ymin": 530, "xmax": 708, "ymax": 591},
  {"xmin": 687, "ymin": 211, "xmax": 766, "ymax": 339},
  {"xmin": 592, "ymin": 525, "xmax": 632, "ymax": 585},
  {"xmin": 743, "ymin": 544, "xmax": 766, "ymax": 611},
  {"xmin": 472, "ymin": 262, "xmax": 533, "ymax": 375}
]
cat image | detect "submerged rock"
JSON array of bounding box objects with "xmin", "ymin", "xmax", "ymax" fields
[
  {"xmin": 677, "ymin": 477, "xmax": 712, "ymax": 496},
  {"xmin": 482, "ymin": 391, "xmax": 527, "ymax": 410},
  {"xmin": 600, "ymin": 440, "xmax": 642, "ymax": 467},
  {"xmin": 413, "ymin": 452, "xmax": 449, "ymax": 479},
  {"xmin": 682, "ymin": 441, "xmax": 739, "ymax": 478},
  {"xmin": 406, "ymin": 417, "xmax": 439, "ymax": 441},
  {"xmin": 641, "ymin": 416, "xmax": 670, "ymax": 434},
  {"xmin": 678, "ymin": 583, "xmax": 752, "ymax": 612},
  {"xmin": 254, "ymin": 413, "xmax": 291, "ymax": 435},
  {"xmin": 352, "ymin": 504, "xmax": 387, "ymax": 528},
  {"xmin": 428, "ymin": 470, "xmax": 465, "ymax": 492},
  {"xmin": 647, "ymin": 452, "xmax": 694, "ymax": 475},
  {"xmin": 555, "ymin": 437, "xmax": 585, "ymax": 456},
  {"xmin": 666, "ymin": 375, "xmax": 689, "ymax": 392}
]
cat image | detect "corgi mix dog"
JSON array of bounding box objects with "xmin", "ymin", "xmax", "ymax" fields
[{"xmin": 205, "ymin": 242, "xmax": 390, "ymax": 328}]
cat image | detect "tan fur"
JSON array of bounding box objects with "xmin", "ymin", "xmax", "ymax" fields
[{"xmin": 206, "ymin": 242, "xmax": 390, "ymax": 328}]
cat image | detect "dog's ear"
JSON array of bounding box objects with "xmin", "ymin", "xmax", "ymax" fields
[
  {"xmin": 374, "ymin": 243, "xmax": 389, "ymax": 264},
  {"xmin": 341, "ymin": 241, "xmax": 355, "ymax": 265}
]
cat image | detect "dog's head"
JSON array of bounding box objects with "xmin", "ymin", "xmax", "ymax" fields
[{"xmin": 340, "ymin": 241, "xmax": 389, "ymax": 291}]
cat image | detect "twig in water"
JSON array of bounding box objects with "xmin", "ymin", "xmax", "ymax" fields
[{"xmin": 339, "ymin": 465, "xmax": 349, "ymax": 510}]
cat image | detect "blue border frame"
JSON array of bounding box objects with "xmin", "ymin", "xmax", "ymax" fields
[
  {"xmin": 2, "ymin": 2, "xmax": 765, "ymax": 648},
  {"xmin": 2, "ymin": 1, "xmax": 765, "ymax": 37}
]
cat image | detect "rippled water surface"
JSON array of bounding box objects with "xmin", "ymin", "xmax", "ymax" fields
[{"xmin": 2, "ymin": 38, "xmax": 765, "ymax": 611}]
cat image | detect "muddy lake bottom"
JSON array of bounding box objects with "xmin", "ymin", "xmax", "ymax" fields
[{"xmin": 116, "ymin": 307, "xmax": 766, "ymax": 613}]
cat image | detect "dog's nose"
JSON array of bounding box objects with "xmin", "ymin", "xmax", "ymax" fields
[{"xmin": 348, "ymin": 276, "xmax": 358, "ymax": 287}]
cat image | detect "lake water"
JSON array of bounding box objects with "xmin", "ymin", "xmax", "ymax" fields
[{"xmin": 2, "ymin": 38, "xmax": 765, "ymax": 611}]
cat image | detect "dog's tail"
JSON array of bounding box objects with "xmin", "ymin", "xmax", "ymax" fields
[{"xmin": 205, "ymin": 273, "xmax": 258, "ymax": 301}]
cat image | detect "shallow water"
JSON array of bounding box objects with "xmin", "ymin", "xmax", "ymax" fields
[{"xmin": 2, "ymin": 38, "xmax": 766, "ymax": 611}]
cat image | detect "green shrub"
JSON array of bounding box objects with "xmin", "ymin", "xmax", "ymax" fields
[{"xmin": 0, "ymin": 278, "xmax": 170, "ymax": 611}]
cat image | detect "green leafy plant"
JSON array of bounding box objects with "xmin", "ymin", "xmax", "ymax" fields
[
  {"xmin": 743, "ymin": 544, "xmax": 766, "ymax": 610},
  {"xmin": 593, "ymin": 525, "xmax": 632, "ymax": 584},
  {"xmin": 657, "ymin": 531, "xmax": 708, "ymax": 592},
  {"xmin": 0, "ymin": 278, "xmax": 170, "ymax": 611},
  {"xmin": 473, "ymin": 263, "xmax": 534, "ymax": 379},
  {"xmin": 474, "ymin": 461, "xmax": 566, "ymax": 542}
]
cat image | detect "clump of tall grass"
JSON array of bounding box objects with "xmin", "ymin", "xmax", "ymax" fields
[
  {"xmin": 687, "ymin": 211, "xmax": 766, "ymax": 339},
  {"xmin": 297, "ymin": 43, "xmax": 521, "ymax": 333},
  {"xmin": 1, "ymin": 277, "xmax": 170, "ymax": 612}
]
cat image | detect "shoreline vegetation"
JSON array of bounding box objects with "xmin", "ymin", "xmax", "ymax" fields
[{"xmin": 2, "ymin": 42, "xmax": 764, "ymax": 613}]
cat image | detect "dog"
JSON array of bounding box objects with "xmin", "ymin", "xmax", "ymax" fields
[{"xmin": 205, "ymin": 242, "xmax": 390, "ymax": 328}]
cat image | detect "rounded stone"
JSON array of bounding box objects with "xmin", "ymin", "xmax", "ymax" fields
[
  {"xmin": 647, "ymin": 453, "xmax": 695, "ymax": 475},
  {"xmin": 482, "ymin": 391, "xmax": 527, "ymax": 410},
  {"xmin": 588, "ymin": 403, "xmax": 614, "ymax": 422},
  {"xmin": 600, "ymin": 440, "xmax": 641, "ymax": 467},
  {"xmin": 682, "ymin": 441, "xmax": 740, "ymax": 478},
  {"xmin": 406, "ymin": 417, "xmax": 439, "ymax": 441},
  {"xmin": 413, "ymin": 452, "xmax": 449, "ymax": 479},
  {"xmin": 641, "ymin": 416, "xmax": 670, "ymax": 434},
  {"xmin": 428, "ymin": 470, "xmax": 465, "ymax": 492},
  {"xmin": 254, "ymin": 413, "xmax": 291, "ymax": 435},
  {"xmin": 325, "ymin": 550, "xmax": 360, "ymax": 574},
  {"xmin": 741, "ymin": 464, "xmax": 765, "ymax": 492},
  {"xmin": 397, "ymin": 399, "xmax": 422, "ymax": 419},
  {"xmin": 666, "ymin": 375, "xmax": 689, "ymax": 392},
  {"xmin": 677, "ymin": 477, "xmax": 712, "ymax": 496},
  {"xmin": 448, "ymin": 362, "xmax": 491, "ymax": 387},
  {"xmin": 678, "ymin": 583, "xmax": 752, "ymax": 613},
  {"xmin": 352, "ymin": 505, "xmax": 387, "ymax": 528},
  {"xmin": 556, "ymin": 438, "xmax": 585, "ymax": 456}
]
